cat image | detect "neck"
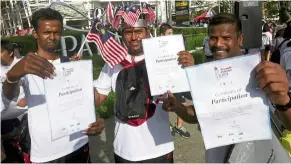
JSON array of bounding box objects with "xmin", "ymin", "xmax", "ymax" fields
[{"xmin": 37, "ymin": 49, "xmax": 59, "ymax": 60}]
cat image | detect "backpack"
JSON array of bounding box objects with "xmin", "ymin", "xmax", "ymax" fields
[
  {"xmin": 115, "ymin": 59, "xmax": 158, "ymax": 126},
  {"xmin": 270, "ymin": 39, "xmax": 290, "ymax": 64}
]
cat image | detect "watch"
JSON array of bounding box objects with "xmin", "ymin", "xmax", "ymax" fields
[{"xmin": 272, "ymin": 88, "xmax": 291, "ymax": 111}]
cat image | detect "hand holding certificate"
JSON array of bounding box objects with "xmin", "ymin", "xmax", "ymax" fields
[
  {"xmin": 185, "ymin": 53, "xmax": 272, "ymax": 149},
  {"xmin": 142, "ymin": 35, "xmax": 190, "ymax": 96},
  {"xmin": 44, "ymin": 60, "xmax": 96, "ymax": 140}
]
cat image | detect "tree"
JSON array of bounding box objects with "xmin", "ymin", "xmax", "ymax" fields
[
  {"xmin": 263, "ymin": 1, "xmax": 279, "ymax": 20},
  {"xmin": 279, "ymin": 1, "xmax": 291, "ymax": 23}
]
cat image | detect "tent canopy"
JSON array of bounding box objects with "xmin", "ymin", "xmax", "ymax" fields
[{"xmin": 194, "ymin": 10, "xmax": 215, "ymax": 22}]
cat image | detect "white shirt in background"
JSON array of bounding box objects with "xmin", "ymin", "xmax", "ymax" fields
[
  {"xmin": 203, "ymin": 36, "xmax": 212, "ymax": 57},
  {"xmin": 280, "ymin": 46, "xmax": 291, "ymax": 86}
]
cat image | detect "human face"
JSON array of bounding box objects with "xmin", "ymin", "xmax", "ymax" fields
[
  {"xmin": 33, "ymin": 20, "xmax": 62, "ymax": 52},
  {"xmin": 163, "ymin": 28, "xmax": 173, "ymax": 36},
  {"xmin": 1, "ymin": 49, "xmax": 13, "ymax": 66},
  {"xmin": 122, "ymin": 27, "xmax": 148, "ymax": 56},
  {"xmin": 209, "ymin": 24, "xmax": 243, "ymax": 60}
]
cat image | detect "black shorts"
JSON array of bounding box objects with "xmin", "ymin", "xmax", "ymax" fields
[
  {"xmin": 45, "ymin": 143, "xmax": 91, "ymax": 163},
  {"xmin": 114, "ymin": 151, "xmax": 174, "ymax": 163}
]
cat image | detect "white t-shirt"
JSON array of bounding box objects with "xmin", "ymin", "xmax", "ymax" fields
[
  {"xmin": 262, "ymin": 32, "xmax": 272, "ymax": 46},
  {"xmin": 1, "ymin": 58, "xmax": 27, "ymax": 119},
  {"xmin": 203, "ymin": 36, "xmax": 212, "ymax": 57},
  {"xmin": 1, "ymin": 58, "xmax": 88, "ymax": 162},
  {"xmin": 272, "ymin": 37, "xmax": 284, "ymax": 49},
  {"xmin": 280, "ymin": 39, "xmax": 291, "ymax": 57},
  {"xmin": 94, "ymin": 54, "xmax": 174, "ymax": 161},
  {"xmin": 280, "ymin": 46, "xmax": 291, "ymax": 86}
]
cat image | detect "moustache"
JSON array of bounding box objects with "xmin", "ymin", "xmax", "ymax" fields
[{"xmin": 211, "ymin": 47, "xmax": 228, "ymax": 53}]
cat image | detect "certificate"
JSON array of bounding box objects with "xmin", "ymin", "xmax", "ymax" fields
[
  {"xmin": 142, "ymin": 35, "xmax": 190, "ymax": 96},
  {"xmin": 44, "ymin": 60, "xmax": 96, "ymax": 140},
  {"xmin": 185, "ymin": 53, "xmax": 272, "ymax": 149}
]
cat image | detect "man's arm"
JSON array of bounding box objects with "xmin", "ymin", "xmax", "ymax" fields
[
  {"xmin": 255, "ymin": 61, "xmax": 291, "ymax": 130},
  {"xmin": 276, "ymin": 108, "xmax": 291, "ymax": 130},
  {"xmin": 3, "ymin": 53, "xmax": 55, "ymax": 100},
  {"xmin": 162, "ymin": 90, "xmax": 198, "ymax": 124}
]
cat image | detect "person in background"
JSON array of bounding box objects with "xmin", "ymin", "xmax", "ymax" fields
[
  {"xmin": 1, "ymin": 40, "xmax": 27, "ymax": 163},
  {"xmin": 159, "ymin": 23, "xmax": 191, "ymax": 139},
  {"xmin": 262, "ymin": 23, "xmax": 273, "ymax": 60},
  {"xmin": 271, "ymin": 25, "xmax": 286, "ymax": 53},
  {"xmin": 280, "ymin": 21, "xmax": 291, "ymax": 56},
  {"xmin": 203, "ymin": 36, "xmax": 213, "ymax": 62}
]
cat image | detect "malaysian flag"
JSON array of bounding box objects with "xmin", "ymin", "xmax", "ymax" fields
[
  {"xmin": 147, "ymin": 6, "xmax": 156, "ymax": 23},
  {"xmin": 86, "ymin": 19, "xmax": 127, "ymax": 67},
  {"xmin": 112, "ymin": 5, "xmax": 125, "ymax": 29},
  {"xmin": 122, "ymin": 8, "xmax": 141, "ymax": 27},
  {"xmin": 105, "ymin": 1, "xmax": 114, "ymax": 24},
  {"xmin": 141, "ymin": 2, "xmax": 149, "ymax": 14}
]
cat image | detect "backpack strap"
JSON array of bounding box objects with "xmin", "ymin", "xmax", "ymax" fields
[{"xmin": 278, "ymin": 39, "xmax": 291, "ymax": 49}]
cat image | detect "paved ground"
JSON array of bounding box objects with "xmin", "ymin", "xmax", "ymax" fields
[{"xmin": 89, "ymin": 112, "xmax": 205, "ymax": 163}]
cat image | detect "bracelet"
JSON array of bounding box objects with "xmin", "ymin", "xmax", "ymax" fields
[{"xmin": 5, "ymin": 74, "xmax": 19, "ymax": 84}]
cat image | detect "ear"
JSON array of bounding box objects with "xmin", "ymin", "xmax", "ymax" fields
[
  {"xmin": 32, "ymin": 29, "xmax": 38, "ymax": 39},
  {"xmin": 238, "ymin": 34, "xmax": 243, "ymax": 47}
]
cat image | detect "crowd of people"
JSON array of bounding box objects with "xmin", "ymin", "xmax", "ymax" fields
[{"xmin": 1, "ymin": 6, "xmax": 291, "ymax": 163}]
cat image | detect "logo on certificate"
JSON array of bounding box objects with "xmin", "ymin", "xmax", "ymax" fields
[
  {"xmin": 62, "ymin": 67, "xmax": 74, "ymax": 77},
  {"xmin": 214, "ymin": 66, "xmax": 232, "ymax": 80}
]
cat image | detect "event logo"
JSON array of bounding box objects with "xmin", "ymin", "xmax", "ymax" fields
[
  {"xmin": 62, "ymin": 67, "xmax": 74, "ymax": 77},
  {"xmin": 214, "ymin": 66, "xmax": 232, "ymax": 80}
]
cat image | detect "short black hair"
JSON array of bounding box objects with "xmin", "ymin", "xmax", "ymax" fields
[
  {"xmin": 208, "ymin": 13, "xmax": 242, "ymax": 35},
  {"xmin": 1, "ymin": 40, "xmax": 14, "ymax": 53},
  {"xmin": 159, "ymin": 23, "xmax": 172, "ymax": 35},
  {"xmin": 262, "ymin": 23, "xmax": 270, "ymax": 32},
  {"xmin": 31, "ymin": 8, "xmax": 63, "ymax": 31}
]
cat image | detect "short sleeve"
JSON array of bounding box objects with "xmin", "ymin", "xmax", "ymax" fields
[
  {"xmin": 283, "ymin": 48, "xmax": 291, "ymax": 70},
  {"xmin": 93, "ymin": 63, "xmax": 113, "ymax": 96}
]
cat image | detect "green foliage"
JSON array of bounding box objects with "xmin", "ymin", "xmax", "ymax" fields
[
  {"xmin": 263, "ymin": 1, "xmax": 279, "ymax": 19},
  {"xmin": 191, "ymin": 50, "xmax": 205, "ymax": 64},
  {"xmin": 185, "ymin": 35, "xmax": 206, "ymax": 51}
]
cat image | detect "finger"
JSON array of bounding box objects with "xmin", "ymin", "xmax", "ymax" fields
[
  {"xmin": 255, "ymin": 66, "xmax": 280, "ymax": 81},
  {"xmin": 30, "ymin": 54, "xmax": 56, "ymax": 73},
  {"xmin": 262, "ymin": 82, "xmax": 289, "ymax": 95},
  {"xmin": 167, "ymin": 90, "xmax": 174, "ymax": 98},
  {"xmin": 255, "ymin": 61, "xmax": 278, "ymax": 74},
  {"xmin": 256, "ymin": 74, "xmax": 285, "ymax": 89},
  {"xmin": 25, "ymin": 63, "xmax": 51, "ymax": 79},
  {"xmin": 162, "ymin": 99, "xmax": 170, "ymax": 110},
  {"xmin": 268, "ymin": 93, "xmax": 290, "ymax": 105}
]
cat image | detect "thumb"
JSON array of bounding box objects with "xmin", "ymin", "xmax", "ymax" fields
[{"xmin": 167, "ymin": 90, "xmax": 174, "ymax": 98}]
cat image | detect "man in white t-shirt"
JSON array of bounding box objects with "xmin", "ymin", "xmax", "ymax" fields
[
  {"xmin": 203, "ymin": 36, "xmax": 213, "ymax": 62},
  {"xmin": 93, "ymin": 5, "xmax": 194, "ymax": 162},
  {"xmin": 280, "ymin": 43, "xmax": 291, "ymax": 86},
  {"xmin": 1, "ymin": 40, "xmax": 27, "ymax": 163},
  {"xmin": 1, "ymin": 8, "xmax": 104, "ymax": 163}
]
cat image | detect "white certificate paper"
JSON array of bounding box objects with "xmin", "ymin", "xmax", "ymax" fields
[
  {"xmin": 142, "ymin": 35, "xmax": 190, "ymax": 96},
  {"xmin": 185, "ymin": 53, "xmax": 271, "ymax": 149},
  {"xmin": 44, "ymin": 60, "xmax": 96, "ymax": 140}
]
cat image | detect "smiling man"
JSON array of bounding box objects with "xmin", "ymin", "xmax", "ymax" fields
[{"xmin": 162, "ymin": 13, "xmax": 291, "ymax": 163}]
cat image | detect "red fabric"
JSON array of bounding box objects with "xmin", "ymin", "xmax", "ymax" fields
[{"xmin": 194, "ymin": 11, "xmax": 208, "ymax": 22}]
